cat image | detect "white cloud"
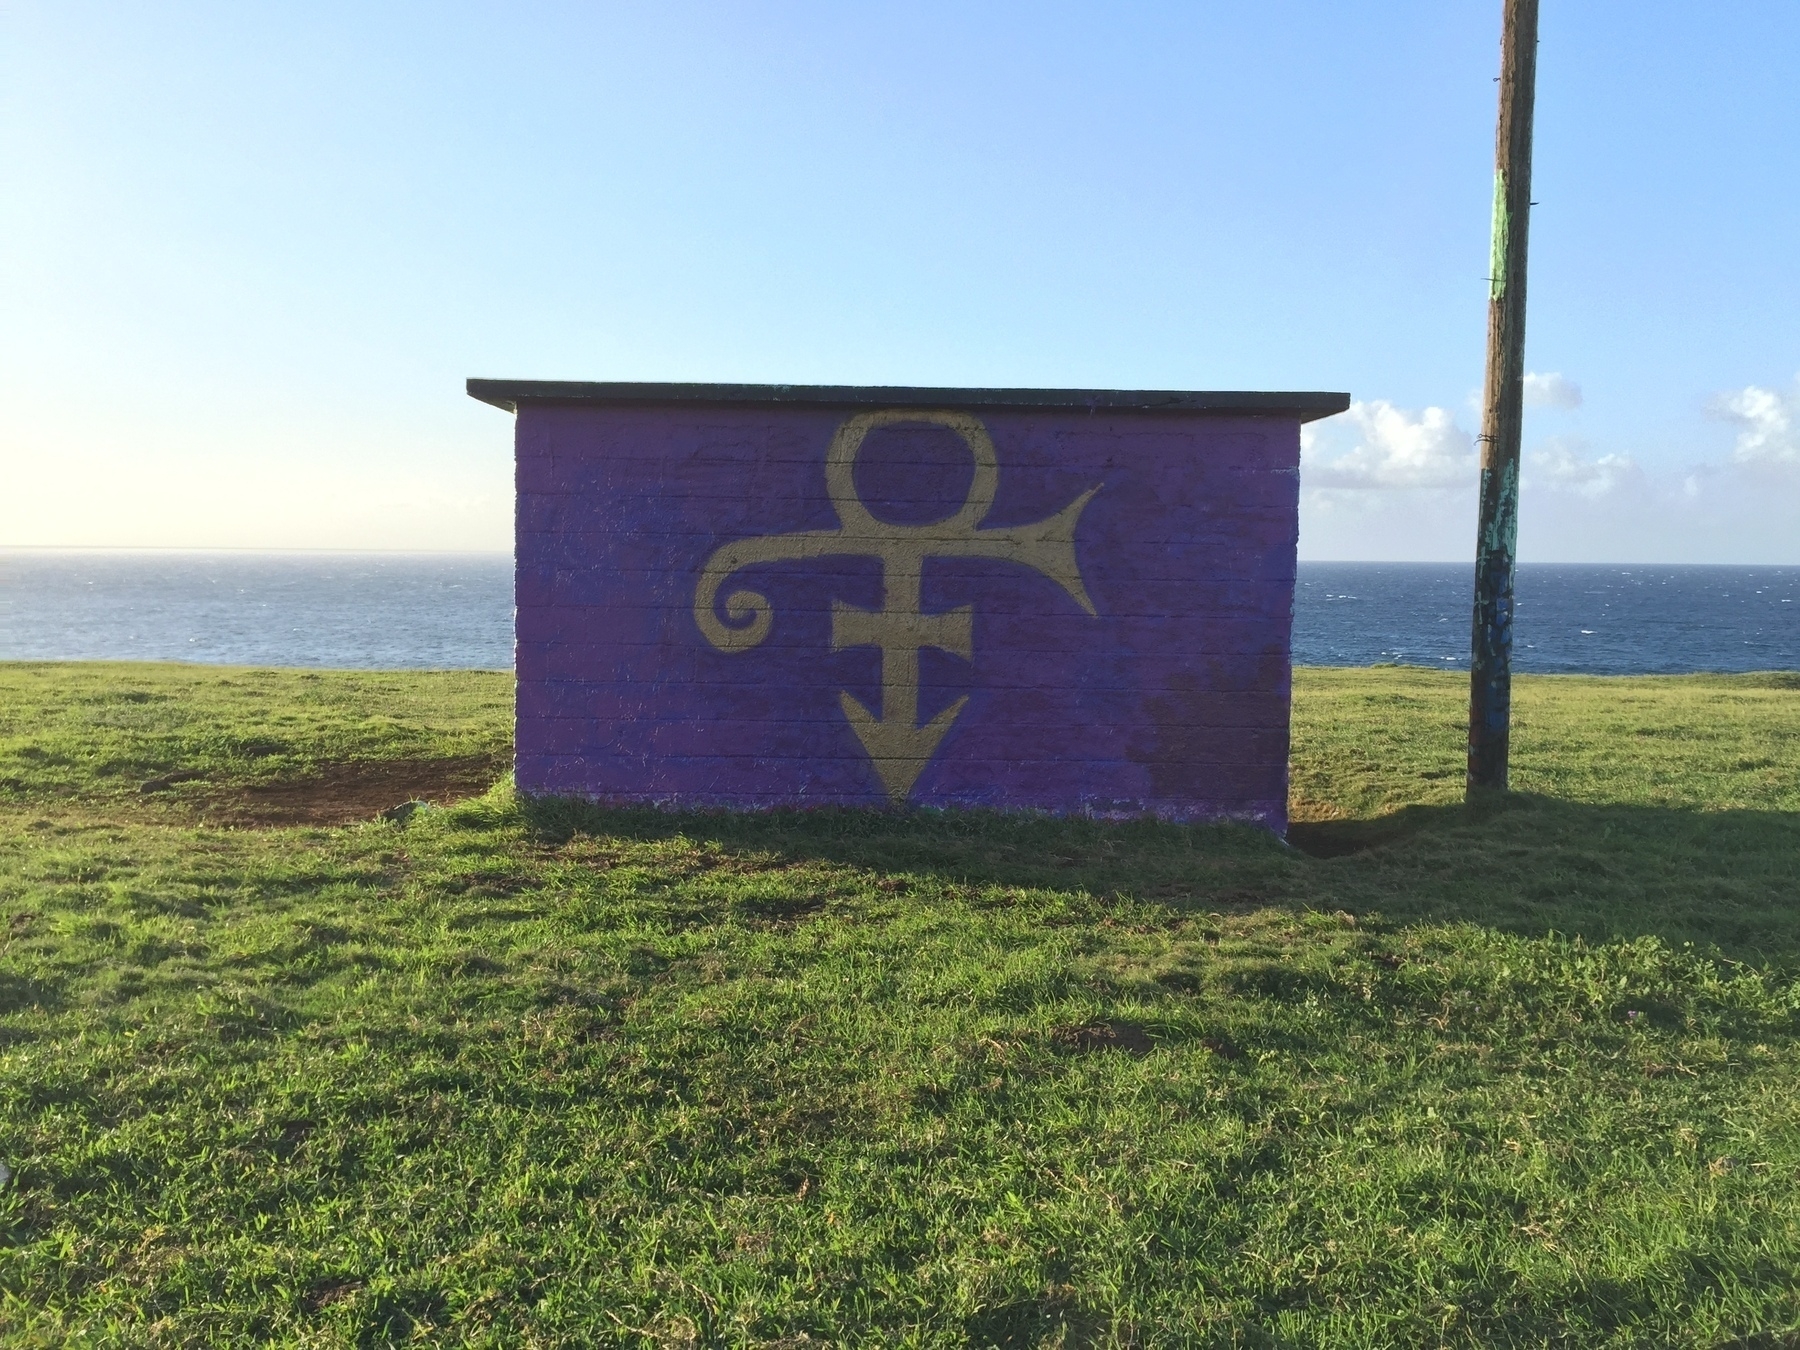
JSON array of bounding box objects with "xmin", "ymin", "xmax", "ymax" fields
[
  {"xmin": 1523, "ymin": 371, "xmax": 1583, "ymax": 410},
  {"xmin": 1300, "ymin": 379, "xmax": 1800, "ymax": 562},
  {"xmin": 1301, "ymin": 400, "xmax": 1474, "ymax": 490},
  {"xmin": 1526, "ymin": 438, "xmax": 1639, "ymax": 498},
  {"xmin": 1714, "ymin": 374, "xmax": 1800, "ymax": 470}
]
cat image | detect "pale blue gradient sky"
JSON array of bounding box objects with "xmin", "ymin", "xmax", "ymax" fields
[{"xmin": 3, "ymin": 2, "xmax": 1797, "ymax": 558}]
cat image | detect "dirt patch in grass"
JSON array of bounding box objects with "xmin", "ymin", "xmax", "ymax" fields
[
  {"xmin": 301, "ymin": 1279, "xmax": 363, "ymax": 1313},
  {"xmin": 1050, "ymin": 1020, "xmax": 1153, "ymax": 1056},
  {"xmin": 197, "ymin": 755, "xmax": 507, "ymax": 827}
]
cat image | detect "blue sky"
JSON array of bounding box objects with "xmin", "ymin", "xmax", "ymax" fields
[{"xmin": 3, "ymin": 1, "xmax": 1797, "ymax": 559}]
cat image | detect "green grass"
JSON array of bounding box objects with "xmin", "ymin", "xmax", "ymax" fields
[
  {"xmin": 1, "ymin": 661, "xmax": 1797, "ymax": 1347},
  {"xmin": 1291, "ymin": 665, "xmax": 1800, "ymax": 818},
  {"xmin": 0, "ymin": 663, "xmax": 510, "ymax": 805}
]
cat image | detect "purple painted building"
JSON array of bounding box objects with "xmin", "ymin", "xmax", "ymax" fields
[{"xmin": 471, "ymin": 381, "xmax": 1349, "ymax": 832}]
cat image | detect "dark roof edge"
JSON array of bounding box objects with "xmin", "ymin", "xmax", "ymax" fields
[{"xmin": 466, "ymin": 379, "xmax": 1351, "ymax": 423}]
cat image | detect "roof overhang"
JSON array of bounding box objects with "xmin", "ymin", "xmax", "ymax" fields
[{"xmin": 467, "ymin": 379, "xmax": 1350, "ymax": 423}]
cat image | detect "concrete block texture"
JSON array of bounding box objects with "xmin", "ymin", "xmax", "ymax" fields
[{"xmin": 510, "ymin": 398, "xmax": 1309, "ymax": 831}]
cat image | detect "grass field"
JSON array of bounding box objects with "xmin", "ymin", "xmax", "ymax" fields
[{"xmin": 1, "ymin": 661, "xmax": 1797, "ymax": 1347}]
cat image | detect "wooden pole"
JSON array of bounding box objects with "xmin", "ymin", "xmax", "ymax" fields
[{"xmin": 1468, "ymin": 0, "xmax": 1540, "ymax": 796}]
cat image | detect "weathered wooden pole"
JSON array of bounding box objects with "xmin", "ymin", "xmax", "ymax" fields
[{"xmin": 1468, "ymin": 0, "xmax": 1540, "ymax": 796}]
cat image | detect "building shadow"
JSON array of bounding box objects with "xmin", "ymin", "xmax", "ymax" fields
[{"xmin": 513, "ymin": 791, "xmax": 1800, "ymax": 968}]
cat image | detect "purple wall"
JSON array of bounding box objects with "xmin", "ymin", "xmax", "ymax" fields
[{"xmin": 513, "ymin": 399, "xmax": 1303, "ymax": 830}]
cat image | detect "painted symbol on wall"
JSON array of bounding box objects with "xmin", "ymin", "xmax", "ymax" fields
[{"xmin": 694, "ymin": 409, "xmax": 1100, "ymax": 802}]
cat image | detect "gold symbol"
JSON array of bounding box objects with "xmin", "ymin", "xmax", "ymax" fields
[{"xmin": 695, "ymin": 410, "xmax": 1099, "ymax": 802}]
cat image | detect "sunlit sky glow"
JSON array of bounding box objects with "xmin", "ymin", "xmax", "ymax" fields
[{"xmin": 3, "ymin": 2, "xmax": 1797, "ymax": 559}]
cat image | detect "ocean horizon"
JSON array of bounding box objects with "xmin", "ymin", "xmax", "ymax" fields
[{"xmin": 1, "ymin": 549, "xmax": 1795, "ymax": 676}]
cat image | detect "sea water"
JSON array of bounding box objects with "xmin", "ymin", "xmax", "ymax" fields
[
  {"xmin": 1294, "ymin": 562, "xmax": 1799, "ymax": 674},
  {"xmin": 0, "ymin": 551, "xmax": 514, "ymax": 669},
  {"xmin": 1, "ymin": 551, "xmax": 1795, "ymax": 674}
]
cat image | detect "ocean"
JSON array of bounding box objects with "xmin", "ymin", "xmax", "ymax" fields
[
  {"xmin": 1, "ymin": 551, "xmax": 1795, "ymax": 675},
  {"xmin": 0, "ymin": 551, "xmax": 516, "ymax": 670},
  {"xmin": 1294, "ymin": 562, "xmax": 1799, "ymax": 674}
]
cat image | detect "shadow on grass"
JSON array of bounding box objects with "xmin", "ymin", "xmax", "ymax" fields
[
  {"xmin": 1285, "ymin": 807, "xmax": 1460, "ymax": 859},
  {"xmin": 508, "ymin": 791, "xmax": 1800, "ymax": 968},
  {"xmin": 518, "ymin": 793, "xmax": 1297, "ymax": 905},
  {"xmin": 1285, "ymin": 794, "xmax": 1800, "ymax": 967},
  {"xmin": 1329, "ymin": 794, "xmax": 1800, "ymax": 967}
]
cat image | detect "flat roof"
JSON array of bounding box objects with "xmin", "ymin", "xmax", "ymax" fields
[{"xmin": 467, "ymin": 379, "xmax": 1350, "ymax": 423}]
